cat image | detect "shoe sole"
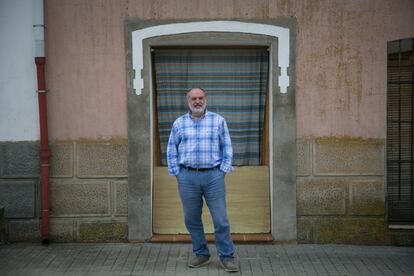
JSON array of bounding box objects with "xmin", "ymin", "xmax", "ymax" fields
[
  {"xmin": 221, "ymin": 262, "xmax": 239, "ymax": 272},
  {"xmin": 188, "ymin": 259, "xmax": 210, "ymax": 268},
  {"xmin": 223, "ymin": 267, "xmax": 239, "ymax": 272}
]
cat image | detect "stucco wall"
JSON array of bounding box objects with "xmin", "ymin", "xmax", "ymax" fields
[
  {"xmin": 0, "ymin": 0, "xmax": 39, "ymax": 141},
  {"xmin": 0, "ymin": 0, "xmax": 42, "ymax": 242},
  {"xmin": 44, "ymin": 0, "xmax": 414, "ymax": 140}
]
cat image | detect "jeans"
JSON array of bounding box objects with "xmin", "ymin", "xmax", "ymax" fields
[{"xmin": 176, "ymin": 167, "xmax": 234, "ymax": 261}]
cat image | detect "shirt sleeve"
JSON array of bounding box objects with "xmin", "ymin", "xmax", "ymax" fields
[
  {"xmin": 166, "ymin": 121, "xmax": 180, "ymax": 176},
  {"xmin": 219, "ymin": 118, "xmax": 233, "ymax": 173}
]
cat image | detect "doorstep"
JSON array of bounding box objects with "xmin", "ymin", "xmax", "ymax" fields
[{"xmin": 151, "ymin": 233, "xmax": 273, "ymax": 243}]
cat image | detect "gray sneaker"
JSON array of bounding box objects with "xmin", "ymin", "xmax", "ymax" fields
[
  {"xmin": 188, "ymin": 255, "xmax": 210, "ymax": 268},
  {"xmin": 221, "ymin": 258, "xmax": 239, "ymax": 272}
]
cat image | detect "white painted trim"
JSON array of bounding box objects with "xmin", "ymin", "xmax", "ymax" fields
[
  {"xmin": 389, "ymin": 225, "xmax": 414, "ymax": 230},
  {"xmin": 132, "ymin": 21, "xmax": 290, "ymax": 94}
]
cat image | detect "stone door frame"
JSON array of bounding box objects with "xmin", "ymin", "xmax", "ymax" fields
[{"xmin": 125, "ymin": 19, "xmax": 297, "ymax": 242}]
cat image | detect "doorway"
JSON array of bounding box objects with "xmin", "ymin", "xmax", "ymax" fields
[
  {"xmin": 151, "ymin": 47, "xmax": 270, "ymax": 235},
  {"xmin": 127, "ymin": 21, "xmax": 297, "ymax": 242}
]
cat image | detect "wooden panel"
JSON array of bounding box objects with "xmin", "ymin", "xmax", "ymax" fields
[{"xmin": 153, "ymin": 166, "xmax": 270, "ymax": 234}]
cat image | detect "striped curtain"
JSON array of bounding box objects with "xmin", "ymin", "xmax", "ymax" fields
[{"xmin": 153, "ymin": 48, "xmax": 269, "ymax": 166}]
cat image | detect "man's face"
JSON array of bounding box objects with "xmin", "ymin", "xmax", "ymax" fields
[{"xmin": 187, "ymin": 89, "xmax": 206, "ymax": 115}]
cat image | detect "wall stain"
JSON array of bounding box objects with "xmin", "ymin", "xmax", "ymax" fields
[
  {"xmin": 276, "ymin": 0, "xmax": 293, "ymax": 16},
  {"xmin": 299, "ymin": 0, "xmax": 323, "ymax": 27},
  {"xmin": 336, "ymin": 50, "xmax": 363, "ymax": 117}
]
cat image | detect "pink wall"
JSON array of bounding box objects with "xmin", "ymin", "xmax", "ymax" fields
[{"xmin": 45, "ymin": 0, "xmax": 414, "ymax": 140}]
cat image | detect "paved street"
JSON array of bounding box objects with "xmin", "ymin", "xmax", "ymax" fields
[{"xmin": 0, "ymin": 243, "xmax": 413, "ymax": 275}]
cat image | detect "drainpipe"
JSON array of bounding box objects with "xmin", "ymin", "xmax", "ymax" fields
[{"xmin": 34, "ymin": 0, "xmax": 50, "ymax": 244}]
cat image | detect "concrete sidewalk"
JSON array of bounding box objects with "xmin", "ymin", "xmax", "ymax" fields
[{"xmin": 0, "ymin": 243, "xmax": 413, "ymax": 275}]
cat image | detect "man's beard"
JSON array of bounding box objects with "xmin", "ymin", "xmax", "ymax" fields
[{"xmin": 189, "ymin": 103, "xmax": 206, "ymax": 115}]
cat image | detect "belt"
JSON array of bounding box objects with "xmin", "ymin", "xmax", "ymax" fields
[{"xmin": 181, "ymin": 165, "xmax": 219, "ymax": 172}]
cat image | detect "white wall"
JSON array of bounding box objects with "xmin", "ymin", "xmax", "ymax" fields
[{"xmin": 0, "ymin": 0, "xmax": 39, "ymax": 141}]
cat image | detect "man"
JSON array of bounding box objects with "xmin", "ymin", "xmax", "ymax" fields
[{"xmin": 166, "ymin": 88, "xmax": 238, "ymax": 272}]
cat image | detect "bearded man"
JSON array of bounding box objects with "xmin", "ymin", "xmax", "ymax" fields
[{"xmin": 166, "ymin": 87, "xmax": 238, "ymax": 272}]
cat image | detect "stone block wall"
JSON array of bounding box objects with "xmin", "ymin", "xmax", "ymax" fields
[
  {"xmin": 49, "ymin": 141, "xmax": 128, "ymax": 242},
  {"xmin": 0, "ymin": 142, "xmax": 40, "ymax": 242},
  {"xmin": 0, "ymin": 141, "xmax": 128, "ymax": 242},
  {"xmin": 2, "ymin": 139, "xmax": 413, "ymax": 244},
  {"xmin": 296, "ymin": 137, "xmax": 413, "ymax": 245}
]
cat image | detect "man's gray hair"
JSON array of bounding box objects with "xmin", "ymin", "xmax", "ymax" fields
[{"xmin": 186, "ymin": 87, "xmax": 206, "ymax": 98}]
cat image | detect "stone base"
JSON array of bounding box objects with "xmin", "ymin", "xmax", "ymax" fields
[
  {"xmin": 388, "ymin": 229, "xmax": 414, "ymax": 246},
  {"xmin": 298, "ymin": 217, "xmax": 387, "ymax": 245},
  {"xmin": 1, "ymin": 138, "xmax": 413, "ymax": 244},
  {"xmin": 8, "ymin": 220, "xmax": 41, "ymax": 242},
  {"xmin": 78, "ymin": 221, "xmax": 128, "ymax": 243}
]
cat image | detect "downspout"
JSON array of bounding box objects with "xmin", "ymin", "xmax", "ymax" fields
[{"xmin": 34, "ymin": 0, "xmax": 50, "ymax": 244}]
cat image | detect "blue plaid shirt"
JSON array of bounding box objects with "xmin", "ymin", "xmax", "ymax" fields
[{"xmin": 167, "ymin": 110, "xmax": 233, "ymax": 176}]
